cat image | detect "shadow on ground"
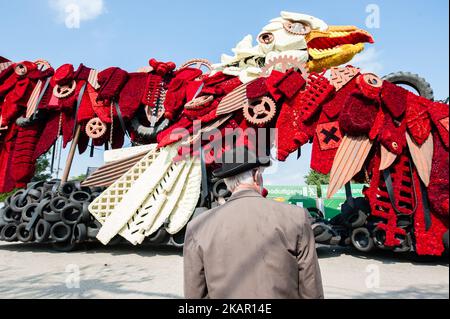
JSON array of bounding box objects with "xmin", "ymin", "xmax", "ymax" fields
[{"xmin": 0, "ymin": 263, "xmax": 182, "ymax": 299}]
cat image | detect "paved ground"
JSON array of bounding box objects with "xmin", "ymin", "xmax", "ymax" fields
[{"xmin": 0, "ymin": 242, "xmax": 448, "ymax": 299}]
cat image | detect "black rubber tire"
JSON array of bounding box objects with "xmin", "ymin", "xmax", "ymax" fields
[
  {"xmin": 21, "ymin": 203, "xmax": 39, "ymax": 222},
  {"xmin": 43, "ymin": 179, "xmax": 61, "ymax": 192},
  {"xmin": 60, "ymin": 204, "xmax": 82, "ymax": 225},
  {"xmin": 212, "ymin": 180, "xmax": 231, "ymax": 199},
  {"xmin": 60, "ymin": 181, "xmax": 81, "ymax": 197},
  {"xmin": 50, "ymin": 222, "xmax": 72, "ymax": 242},
  {"xmin": 351, "ymin": 228, "xmax": 375, "ymax": 253},
  {"xmin": 74, "ymin": 224, "xmax": 87, "ymax": 243},
  {"xmin": 394, "ymin": 234, "xmax": 412, "ymax": 253},
  {"xmin": 372, "ymin": 227, "xmax": 386, "ymax": 249},
  {"xmin": 9, "ymin": 192, "xmax": 31, "ymax": 213},
  {"xmin": 80, "ymin": 202, "xmax": 91, "ymax": 223},
  {"xmin": 1, "ymin": 224, "xmax": 18, "ymax": 242},
  {"xmin": 346, "ymin": 210, "xmax": 368, "ymax": 229},
  {"xmin": 87, "ymin": 220, "xmax": 102, "ymax": 238},
  {"xmin": 312, "ymin": 223, "xmax": 334, "ymax": 243},
  {"xmin": 34, "ymin": 219, "xmax": 51, "ymax": 243},
  {"xmin": 147, "ymin": 228, "xmax": 169, "ymax": 244},
  {"xmin": 35, "ymin": 198, "xmax": 51, "ymax": 217},
  {"xmin": 26, "ymin": 189, "xmax": 43, "ymax": 202},
  {"xmin": 383, "ymin": 72, "xmax": 434, "ymax": 101},
  {"xmin": 69, "ymin": 191, "xmax": 91, "ymax": 205},
  {"xmin": 50, "ymin": 196, "xmax": 69, "ymax": 214},
  {"xmin": 43, "ymin": 210, "xmax": 62, "ymax": 223},
  {"xmin": 26, "ymin": 181, "xmax": 45, "ymax": 190},
  {"xmin": 0, "ymin": 208, "xmax": 7, "ymax": 227},
  {"xmin": 16, "ymin": 223, "xmax": 34, "ymax": 243},
  {"xmin": 169, "ymin": 228, "xmax": 186, "ymax": 248},
  {"xmin": 3, "ymin": 206, "xmax": 21, "ymax": 223}
]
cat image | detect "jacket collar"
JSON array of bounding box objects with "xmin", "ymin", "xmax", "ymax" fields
[{"xmin": 227, "ymin": 189, "xmax": 262, "ymax": 203}]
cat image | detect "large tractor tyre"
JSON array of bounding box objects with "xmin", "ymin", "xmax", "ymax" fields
[
  {"xmin": 383, "ymin": 72, "xmax": 434, "ymax": 101},
  {"xmin": 35, "ymin": 219, "xmax": 51, "ymax": 243},
  {"xmin": 351, "ymin": 227, "xmax": 375, "ymax": 253}
]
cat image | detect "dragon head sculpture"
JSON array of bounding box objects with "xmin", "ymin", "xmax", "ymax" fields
[{"xmin": 212, "ymin": 11, "xmax": 374, "ymax": 82}]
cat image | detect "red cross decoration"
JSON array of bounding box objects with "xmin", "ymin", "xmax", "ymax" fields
[{"xmin": 316, "ymin": 121, "xmax": 343, "ymax": 151}]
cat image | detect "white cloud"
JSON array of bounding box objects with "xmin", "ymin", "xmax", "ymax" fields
[
  {"xmin": 351, "ymin": 47, "xmax": 383, "ymax": 74},
  {"xmin": 49, "ymin": 0, "xmax": 105, "ymax": 27}
]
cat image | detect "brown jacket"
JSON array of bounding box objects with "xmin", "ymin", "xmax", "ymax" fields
[{"xmin": 183, "ymin": 189, "xmax": 324, "ymax": 299}]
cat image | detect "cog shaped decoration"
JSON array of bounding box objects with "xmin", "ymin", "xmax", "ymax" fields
[
  {"xmin": 180, "ymin": 59, "xmax": 212, "ymax": 75},
  {"xmin": 86, "ymin": 117, "xmax": 107, "ymax": 139},
  {"xmin": 34, "ymin": 59, "xmax": 52, "ymax": 71},
  {"xmin": 261, "ymin": 56, "xmax": 309, "ymax": 80},
  {"xmin": 243, "ymin": 96, "xmax": 277, "ymax": 125},
  {"xmin": 53, "ymin": 80, "xmax": 77, "ymax": 99}
]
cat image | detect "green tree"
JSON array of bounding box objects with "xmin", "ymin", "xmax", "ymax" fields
[
  {"xmin": 71, "ymin": 174, "xmax": 87, "ymax": 181},
  {"xmin": 305, "ymin": 170, "xmax": 330, "ymax": 198},
  {"xmin": 33, "ymin": 153, "xmax": 52, "ymax": 181}
]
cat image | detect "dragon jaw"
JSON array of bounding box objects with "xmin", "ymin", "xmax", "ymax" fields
[{"xmin": 306, "ymin": 25, "xmax": 374, "ymax": 73}]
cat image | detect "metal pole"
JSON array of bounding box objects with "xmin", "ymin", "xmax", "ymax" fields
[{"xmin": 61, "ymin": 124, "xmax": 81, "ymax": 184}]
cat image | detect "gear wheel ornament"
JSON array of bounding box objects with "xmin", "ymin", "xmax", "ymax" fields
[
  {"xmin": 243, "ymin": 97, "xmax": 277, "ymax": 125},
  {"xmin": 53, "ymin": 80, "xmax": 77, "ymax": 99},
  {"xmin": 180, "ymin": 59, "xmax": 212, "ymax": 74},
  {"xmin": 261, "ymin": 56, "xmax": 309, "ymax": 80},
  {"xmin": 86, "ymin": 117, "xmax": 107, "ymax": 139}
]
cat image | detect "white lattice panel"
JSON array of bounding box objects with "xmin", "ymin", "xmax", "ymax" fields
[
  {"xmin": 96, "ymin": 145, "xmax": 179, "ymax": 244},
  {"xmin": 166, "ymin": 158, "xmax": 202, "ymax": 234},
  {"xmin": 88, "ymin": 147, "xmax": 161, "ymax": 224}
]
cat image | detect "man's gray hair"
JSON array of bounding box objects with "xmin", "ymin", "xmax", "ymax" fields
[{"xmin": 223, "ymin": 167, "xmax": 262, "ymax": 192}]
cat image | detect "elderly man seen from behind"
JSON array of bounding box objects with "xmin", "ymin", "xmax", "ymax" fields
[{"xmin": 183, "ymin": 147, "xmax": 324, "ymax": 299}]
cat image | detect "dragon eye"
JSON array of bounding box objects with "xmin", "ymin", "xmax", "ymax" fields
[
  {"xmin": 14, "ymin": 63, "xmax": 28, "ymax": 76},
  {"xmin": 258, "ymin": 32, "xmax": 275, "ymax": 45},
  {"xmin": 283, "ymin": 21, "xmax": 311, "ymax": 35}
]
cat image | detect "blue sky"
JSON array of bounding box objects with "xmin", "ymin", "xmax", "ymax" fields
[{"xmin": 1, "ymin": 0, "xmax": 448, "ymax": 184}]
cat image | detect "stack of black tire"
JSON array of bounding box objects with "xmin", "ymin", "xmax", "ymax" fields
[
  {"xmin": 0, "ymin": 180, "xmax": 104, "ymax": 252},
  {"xmin": 310, "ymin": 197, "xmax": 416, "ymax": 253}
]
